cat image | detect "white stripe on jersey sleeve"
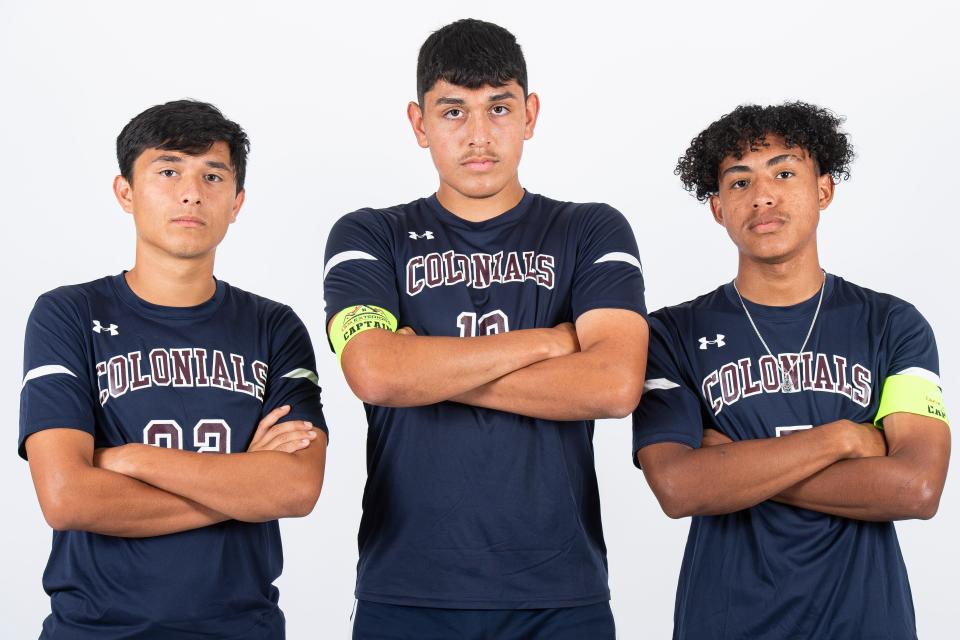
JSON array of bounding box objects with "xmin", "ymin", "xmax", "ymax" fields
[
  {"xmin": 282, "ymin": 368, "xmax": 320, "ymax": 386},
  {"xmin": 594, "ymin": 252, "xmax": 643, "ymax": 273},
  {"xmin": 643, "ymin": 378, "xmax": 680, "ymax": 392},
  {"xmin": 323, "ymin": 251, "xmax": 378, "ymax": 280},
  {"xmin": 894, "ymin": 366, "xmax": 941, "ymax": 387},
  {"xmin": 21, "ymin": 364, "xmax": 77, "ymax": 391}
]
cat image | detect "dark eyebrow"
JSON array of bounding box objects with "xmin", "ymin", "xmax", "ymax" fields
[
  {"xmin": 720, "ymin": 164, "xmax": 751, "ymax": 177},
  {"xmin": 435, "ymin": 97, "xmax": 465, "ymax": 106},
  {"xmin": 767, "ymin": 153, "xmax": 804, "ymax": 167},
  {"xmin": 152, "ymin": 155, "xmax": 183, "ymax": 164},
  {"xmin": 488, "ymin": 92, "xmax": 517, "ymax": 102},
  {"xmin": 205, "ymin": 161, "xmax": 231, "ymax": 172}
]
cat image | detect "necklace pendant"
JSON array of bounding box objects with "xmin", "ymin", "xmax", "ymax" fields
[{"xmin": 781, "ymin": 377, "xmax": 793, "ymax": 392}]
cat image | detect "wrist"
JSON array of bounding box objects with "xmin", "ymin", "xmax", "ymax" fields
[{"xmin": 821, "ymin": 420, "xmax": 856, "ymax": 459}]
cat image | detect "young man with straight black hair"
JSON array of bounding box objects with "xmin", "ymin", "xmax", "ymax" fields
[
  {"xmin": 324, "ymin": 18, "xmax": 648, "ymax": 639},
  {"xmin": 632, "ymin": 101, "xmax": 950, "ymax": 639},
  {"xmin": 20, "ymin": 99, "xmax": 328, "ymax": 639}
]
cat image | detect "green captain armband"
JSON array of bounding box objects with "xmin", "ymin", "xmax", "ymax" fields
[
  {"xmin": 874, "ymin": 373, "xmax": 949, "ymax": 428},
  {"xmin": 331, "ymin": 305, "xmax": 399, "ymax": 362}
]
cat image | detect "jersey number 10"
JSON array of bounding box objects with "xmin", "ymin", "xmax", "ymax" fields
[{"xmin": 457, "ymin": 310, "xmax": 510, "ymax": 337}]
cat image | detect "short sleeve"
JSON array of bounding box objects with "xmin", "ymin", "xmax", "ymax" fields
[
  {"xmin": 263, "ymin": 306, "xmax": 328, "ymax": 436},
  {"xmin": 323, "ymin": 210, "xmax": 400, "ymax": 351},
  {"xmin": 632, "ymin": 315, "xmax": 704, "ymax": 468},
  {"xmin": 882, "ymin": 303, "xmax": 940, "ymax": 381},
  {"xmin": 19, "ymin": 293, "xmax": 97, "ymax": 459},
  {"xmin": 571, "ymin": 204, "xmax": 647, "ymax": 320}
]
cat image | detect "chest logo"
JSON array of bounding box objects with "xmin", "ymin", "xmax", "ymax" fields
[
  {"xmin": 699, "ymin": 334, "xmax": 725, "ymax": 349},
  {"xmin": 408, "ymin": 231, "xmax": 435, "ymax": 240},
  {"xmin": 93, "ymin": 320, "xmax": 119, "ymax": 336}
]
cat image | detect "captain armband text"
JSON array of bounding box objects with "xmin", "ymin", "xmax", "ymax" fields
[
  {"xmin": 874, "ymin": 373, "xmax": 949, "ymax": 428},
  {"xmin": 331, "ymin": 305, "xmax": 399, "ymax": 362}
]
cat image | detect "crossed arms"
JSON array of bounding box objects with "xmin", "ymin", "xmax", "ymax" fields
[
  {"xmin": 26, "ymin": 405, "xmax": 327, "ymax": 538},
  {"xmin": 637, "ymin": 412, "xmax": 950, "ymax": 522},
  {"xmin": 336, "ymin": 307, "xmax": 649, "ymax": 421}
]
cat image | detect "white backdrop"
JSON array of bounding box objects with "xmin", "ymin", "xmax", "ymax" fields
[{"xmin": 2, "ymin": 1, "xmax": 957, "ymax": 637}]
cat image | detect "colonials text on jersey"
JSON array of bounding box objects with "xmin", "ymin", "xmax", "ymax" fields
[
  {"xmin": 703, "ymin": 351, "xmax": 872, "ymax": 415},
  {"xmin": 406, "ymin": 250, "xmax": 555, "ymax": 296},
  {"xmin": 96, "ymin": 347, "xmax": 267, "ymax": 405}
]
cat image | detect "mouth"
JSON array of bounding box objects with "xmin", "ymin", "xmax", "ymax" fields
[
  {"xmin": 171, "ymin": 217, "xmax": 206, "ymax": 228},
  {"xmin": 748, "ymin": 216, "xmax": 787, "ymax": 234},
  {"xmin": 461, "ymin": 156, "xmax": 498, "ymax": 171}
]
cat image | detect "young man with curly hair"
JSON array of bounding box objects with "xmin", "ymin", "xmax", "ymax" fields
[
  {"xmin": 632, "ymin": 102, "xmax": 949, "ymax": 639},
  {"xmin": 20, "ymin": 100, "xmax": 328, "ymax": 638},
  {"xmin": 324, "ymin": 18, "xmax": 647, "ymax": 640}
]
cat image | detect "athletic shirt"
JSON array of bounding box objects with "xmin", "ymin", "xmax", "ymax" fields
[
  {"xmin": 323, "ymin": 191, "xmax": 646, "ymax": 609},
  {"xmin": 632, "ymin": 274, "xmax": 941, "ymax": 640},
  {"xmin": 19, "ymin": 273, "xmax": 327, "ymax": 640}
]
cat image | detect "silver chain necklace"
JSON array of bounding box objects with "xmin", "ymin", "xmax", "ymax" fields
[{"xmin": 732, "ymin": 271, "xmax": 826, "ymax": 393}]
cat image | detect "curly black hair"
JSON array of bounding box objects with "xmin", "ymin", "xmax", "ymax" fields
[{"xmin": 676, "ymin": 101, "xmax": 854, "ymax": 202}]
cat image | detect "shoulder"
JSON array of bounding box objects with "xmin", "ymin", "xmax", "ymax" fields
[
  {"xmin": 650, "ymin": 285, "xmax": 733, "ymax": 333},
  {"xmin": 30, "ymin": 276, "xmax": 115, "ymax": 325},
  {"xmin": 532, "ymin": 194, "xmax": 627, "ymax": 226},
  {"xmin": 329, "ymin": 199, "xmax": 428, "ymax": 235},
  {"xmin": 830, "ymin": 275, "xmax": 929, "ymax": 326},
  {"xmin": 220, "ymin": 281, "xmax": 302, "ymax": 327}
]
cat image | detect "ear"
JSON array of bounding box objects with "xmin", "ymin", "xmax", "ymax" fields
[
  {"xmin": 407, "ymin": 101, "xmax": 429, "ymax": 148},
  {"xmin": 229, "ymin": 189, "xmax": 245, "ymax": 223},
  {"xmin": 113, "ymin": 175, "xmax": 134, "ymax": 214},
  {"xmin": 709, "ymin": 194, "xmax": 725, "ymax": 226},
  {"xmin": 817, "ymin": 173, "xmax": 835, "ymax": 210},
  {"xmin": 523, "ymin": 92, "xmax": 541, "ymax": 140}
]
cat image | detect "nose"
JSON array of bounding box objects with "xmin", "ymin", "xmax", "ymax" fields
[
  {"xmin": 468, "ymin": 113, "xmax": 491, "ymax": 147},
  {"xmin": 180, "ymin": 174, "xmax": 203, "ymax": 206},
  {"xmin": 752, "ymin": 176, "xmax": 776, "ymax": 209}
]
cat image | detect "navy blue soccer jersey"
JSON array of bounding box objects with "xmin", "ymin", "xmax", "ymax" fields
[
  {"xmin": 632, "ymin": 274, "xmax": 943, "ymax": 640},
  {"xmin": 323, "ymin": 191, "xmax": 646, "ymax": 609},
  {"xmin": 19, "ymin": 273, "xmax": 327, "ymax": 639}
]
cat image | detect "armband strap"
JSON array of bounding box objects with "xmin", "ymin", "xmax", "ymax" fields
[
  {"xmin": 874, "ymin": 373, "xmax": 949, "ymax": 428},
  {"xmin": 331, "ymin": 305, "xmax": 398, "ymax": 362}
]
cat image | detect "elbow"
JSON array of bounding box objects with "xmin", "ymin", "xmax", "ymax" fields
[
  {"xmin": 648, "ymin": 472, "xmax": 696, "ymax": 519},
  {"xmin": 282, "ymin": 468, "xmax": 325, "ymax": 519},
  {"xmin": 38, "ymin": 489, "xmax": 83, "ymax": 531},
  {"xmin": 596, "ymin": 377, "xmax": 644, "ymax": 419},
  {"xmin": 902, "ymin": 479, "xmax": 942, "ymax": 520},
  {"xmin": 344, "ymin": 356, "xmax": 400, "ymax": 406}
]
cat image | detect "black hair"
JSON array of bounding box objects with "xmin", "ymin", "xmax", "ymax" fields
[
  {"xmin": 116, "ymin": 99, "xmax": 250, "ymax": 193},
  {"xmin": 676, "ymin": 101, "xmax": 854, "ymax": 202},
  {"xmin": 417, "ymin": 18, "xmax": 528, "ymax": 104}
]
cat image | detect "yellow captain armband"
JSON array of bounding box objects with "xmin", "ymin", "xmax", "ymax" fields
[
  {"xmin": 331, "ymin": 305, "xmax": 398, "ymax": 363},
  {"xmin": 874, "ymin": 372, "xmax": 949, "ymax": 428}
]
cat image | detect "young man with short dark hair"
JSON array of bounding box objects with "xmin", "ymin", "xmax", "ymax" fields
[
  {"xmin": 632, "ymin": 102, "xmax": 950, "ymax": 639},
  {"xmin": 324, "ymin": 19, "xmax": 648, "ymax": 639},
  {"xmin": 20, "ymin": 99, "xmax": 328, "ymax": 639}
]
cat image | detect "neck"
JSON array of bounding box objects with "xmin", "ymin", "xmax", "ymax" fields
[
  {"xmin": 436, "ymin": 178, "xmax": 525, "ymax": 222},
  {"xmin": 125, "ymin": 245, "xmax": 217, "ymax": 307},
  {"xmin": 734, "ymin": 247, "xmax": 824, "ymax": 306}
]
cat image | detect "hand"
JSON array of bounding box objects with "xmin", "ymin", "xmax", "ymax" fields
[
  {"xmin": 828, "ymin": 419, "xmax": 887, "ymax": 459},
  {"xmin": 549, "ymin": 322, "xmax": 580, "ymax": 358},
  {"xmin": 247, "ymin": 405, "xmax": 318, "ymax": 454},
  {"xmin": 701, "ymin": 428, "xmax": 733, "ymax": 447}
]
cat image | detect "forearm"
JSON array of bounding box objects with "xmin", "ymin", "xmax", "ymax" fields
[
  {"xmin": 452, "ymin": 348, "xmax": 642, "ymax": 420},
  {"xmin": 773, "ymin": 454, "xmax": 942, "ymax": 521},
  {"xmin": 45, "ymin": 466, "xmax": 227, "ymax": 537},
  {"xmin": 642, "ymin": 423, "xmax": 859, "ymax": 518},
  {"xmin": 343, "ymin": 328, "xmax": 569, "ymax": 407},
  {"xmin": 107, "ymin": 438, "xmax": 326, "ymax": 522}
]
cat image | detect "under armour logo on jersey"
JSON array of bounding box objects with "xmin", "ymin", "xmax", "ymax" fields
[
  {"xmin": 93, "ymin": 320, "xmax": 119, "ymax": 336},
  {"xmin": 408, "ymin": 231, "xmax": 435, "ymax": 240},
  {"xmin": 699, "ymin": 334, "xmax": 725, "ymax": 350}
]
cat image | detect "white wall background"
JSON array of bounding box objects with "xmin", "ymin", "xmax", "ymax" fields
[{"xmin": 2, "ymin": 1, "xmax": 957, "ymax": 637}]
